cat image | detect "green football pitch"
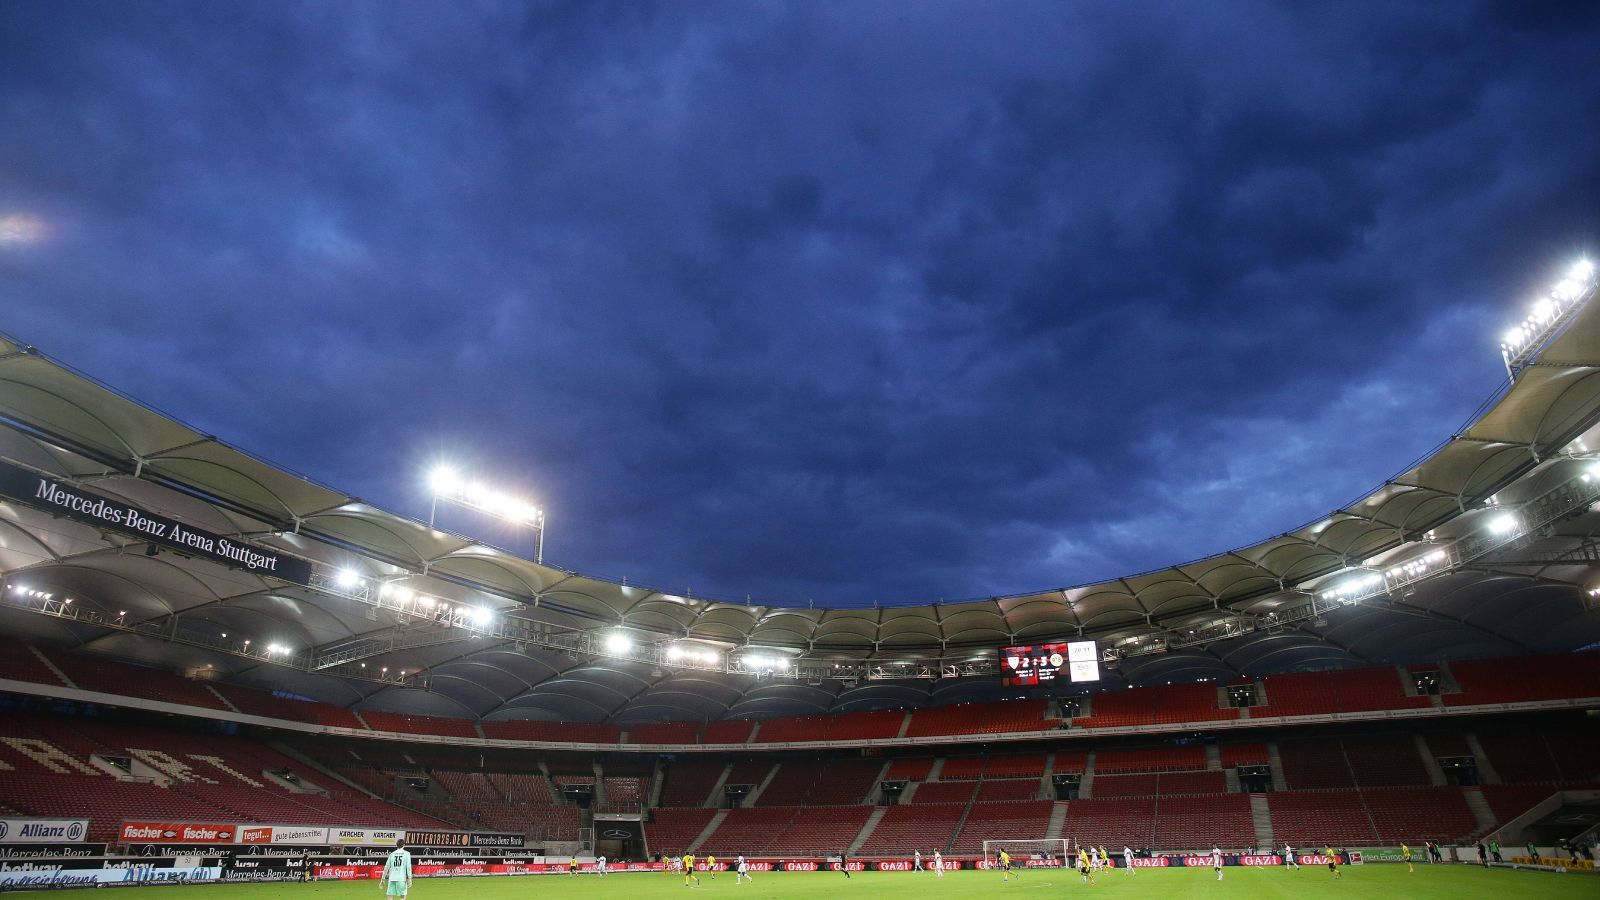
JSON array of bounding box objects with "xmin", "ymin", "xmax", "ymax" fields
[{"xmin": 106, "ymin": 866, "xmax": 1593, "ymax": 899}]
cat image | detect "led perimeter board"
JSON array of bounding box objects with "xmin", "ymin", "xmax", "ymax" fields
[{"xmin": 1000, "ymin": 640, "xmax": 1099, "ymax": 687}]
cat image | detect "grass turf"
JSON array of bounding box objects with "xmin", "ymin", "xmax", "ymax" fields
[{"xmin": 97, "ymin": 865, "xmax": 1592, "ymax": 899}]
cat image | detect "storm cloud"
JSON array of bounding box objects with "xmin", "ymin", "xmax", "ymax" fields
[{"xmin": 2, "ymin": 0, "xmax": 1598, "ymax": 606}]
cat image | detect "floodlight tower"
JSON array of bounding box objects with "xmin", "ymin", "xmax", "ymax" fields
[
  {"xmin": 1500, "ymin": 258, "xmax": 1597, "ymax": 382},
  {"xmin": 427, "ymin": 466, "xmax": 547, "ymax": 563}
]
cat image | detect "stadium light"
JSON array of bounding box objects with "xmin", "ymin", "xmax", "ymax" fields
[
  {"xmin": 427, "ymin": 465, "xmax": 546, "ymax": 563},
  {"xmin": 1487, "ymin": 512, "xmax": 1520, "ymax": 536},
  {"xmin": 335, "ymin": 568, "xmax": 362, "ymax": 589},
  {"xmin": 605, "ymin": 633, "xmax": 633, "ymax": 654},
  {"xmin": 1501, "ymin": 257, "xmax": 1599, "ymax": 379}
]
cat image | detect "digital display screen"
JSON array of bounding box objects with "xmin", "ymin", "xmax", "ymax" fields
[{"xmin": 999, "ymin": 640, "xmax": 1099, "ymax": 687}]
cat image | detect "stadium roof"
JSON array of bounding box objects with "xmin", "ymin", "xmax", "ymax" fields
[{"xmin": 3, "ymin": 282, "xmax": 1600, "ymax": 723}]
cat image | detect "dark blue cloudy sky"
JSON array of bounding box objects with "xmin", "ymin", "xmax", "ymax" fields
[{"xmin": 2, "ymin": 1, "xmax": 1598, "ymax": 607}]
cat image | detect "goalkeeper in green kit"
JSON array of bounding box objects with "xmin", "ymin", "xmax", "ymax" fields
[{"xmin": 381, "ymin": 840, "xmax": 413, "ymax": 897}]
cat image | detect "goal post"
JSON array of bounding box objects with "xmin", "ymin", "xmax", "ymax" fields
[{"xmin": 982, "ymin": 839, "xmax": 1072, "ymax": 868}]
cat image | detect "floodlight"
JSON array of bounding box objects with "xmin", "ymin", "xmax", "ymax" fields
[
  {"xmin": 1487, "ymin": 513, "xmax": 1519, "ymax": 535},
  {"xmin": 335, "ymin": 568, "xmax": 361, "ymax": 589},
  {"xmin": 1572, "ymin": 259, "xmax": 1595, "ymax": 281},
  {"xmin": 429, "ymin": 466, "xmax": 464, "ymax": 495},
  {"xmin": 606, "ymin": 634, "xmax": 633, "ymax": 654},
  {"xmin": 472, "ymin": 607, "xmax": 492, "ymax": 625}
]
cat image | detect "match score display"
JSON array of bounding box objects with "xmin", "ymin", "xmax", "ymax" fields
[{"xmin": 999, "ymin": 640, "xmax": 1099, "ymax": 687}]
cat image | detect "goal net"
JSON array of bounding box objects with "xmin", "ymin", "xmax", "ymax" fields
[{"xmin": 982, "ymin": 839, "xmax": 1072, "ymax": 868}]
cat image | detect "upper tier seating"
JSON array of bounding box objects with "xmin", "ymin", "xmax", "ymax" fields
[
  {"xmin": 1158, "ymin": 770, "xmax": 1227, "ymax": 794},
  {"xmin": 755, "ymin": 710, "xmax": 905, "ymax": 743},
  {"xmin": 1152, "ymin": 682, "xmax": 1238, "ymax": 723},
  {"xmin": 905, "ymin": 699, "xmax": 1050, "ymax": 737},
  {"xmin": 660, "ymin": 758, "xmax": 725, "ymax": 807},
  {"xmin": 1219, "ymin": 742, "xmax": 1269, "ymax": 768},
  {"xmin": 1277, "ymin": 738, "xmax": 1356, "ymax": 790},
  {"xmin": 984, "ymin": 753, "xmax": 1048, "ymax": 778},
  {"xmin": 1446, "ymin": 652, "xmax": 1600, "ymax": 706},
  {"xmin": 756, "ymin": 759, "xmax": 880, "ymax": 806},
  {"xmin": 627, "ymin": 722, "xmax": 702, "ymax": 744},
  {"xmin": 939, "ymin": 756, "xmax": 986, "ymax": 780},
  {"xmin": 1095, "ymin": 745, "xmax": 1207, "ymax": 773},
  {"xmin": 1341, "ymin": 735, "xmax": 1428, "ymax": 787},
  {"xmin": 885, "ymin": 757, "xmax": 934, "ymax": 781},
  {"xmin": 703, "ymin": 720, "xmax": 756, "ymax": 744},
  {"xmin": 909, "ymin": 781, "xmax": 976, "ymax": 804},
  {"xmin": 478, "ymin": 720, "xmax": 623, "ymax": 743},
  {"xmin": 1074, "ymin": 687, "xmax": 1156, "ymax": 728},
  {"xmin": 0, "ymin": 638, "xmax": 64, "ymax": 686},
  {"xmin": 360, "ymin": 710, "xmax": 479, "ymax": 738},
  {"xmin": 975, "ymin": 778, "xmax": 1042, "ymax": 802},
  {"xmin": 1093, "ymin": 774, "xmax": 1159, "ymax": 798},
  {"xmin": 212, "ymin": 685, "xmax": 366, "ymax": 729},
  {"xmin": 48, "ymin": 652, "xmax": 228, "ymax": 710}
]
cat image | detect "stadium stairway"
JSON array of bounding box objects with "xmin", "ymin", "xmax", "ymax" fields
[
  {"xmin": 1462, "ymin": 787, "xmax": 1497, "ymax": 836},
  {"xmin": 849, "ymin": 807, "xmax": 887, "ymax": 854},
  {"xmin": 744, "ymin": 762, "xmax": 781, "ymax": 805},
  {"xmin": 1046, "ymin": 801, "xmax": 1068, "ymax": 841},
  {"xmin": 30, "ymin": 647, "xmax": 72, "ymax": 687},
  {"xmin": 1250, "ymin": 794, "xmax": 1273, "ymax": 848},
  {"xmin": 1416, "ymin": 735, "xmax": 1449, "ymax": 785},
  {"xmin": 944, "ymin": 796, "xmax": 977, "ymax": 853},
  {"xmin": 1266, "ymin": 742, "xmax": 1289, "ymax": 791},
  {"xmin": 1078, "ymin": 751, "xmax": 1096, "ymax": 798},
  {"xmin": 1464, "ymin": 732, "xmax": 1503, "ymax": 783},
  {"xmin": 689, "ymin": 809, "xmax": 727, "ymax": 853}
]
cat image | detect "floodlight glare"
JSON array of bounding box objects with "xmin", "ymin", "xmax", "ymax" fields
[
  {"xmin": 429, "ymin": 466, "xmax": 464, "ymax": 495},
  {"xmin": 606, "ymin": 634, "xmax": 633, "ymax": 654},
  {"xmin": 1487, "ymin": 513, "xmax": 1519, "ymax": 535},
  {"xmin": 1572, "ymin": 259, "xmax": 1595, "ymax": 281},
  {"xmin": 335, "ymin": 568, "xmax": 361, "ymax": 589},
  {"xmin": 471, "ymin": 607, "xmax": 492, "ymax": 625}
]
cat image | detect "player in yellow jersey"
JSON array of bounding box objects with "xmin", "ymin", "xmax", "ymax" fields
[
  {"xmin": 683, "ymin": 852, "xmax": 701, "ymax": 887},
  {"xmin": 1324, "ymin": 846, "xmax": 1341, "ymax": 880},
  {"xmin": 706, "ymin": 854, "xmax": 717, "ymax": 880},
  {"xmin": 999, "ymin": 848, "xmax": 1015, "ymax": 881},
  {"xmin": 1401, "ymin": 843, "xmax": 1413, "ymax": 873}
]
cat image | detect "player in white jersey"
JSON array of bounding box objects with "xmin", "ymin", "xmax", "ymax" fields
[
  {"xmin": 1123, "ymin": 845, "xmax": 1134, "ymax": 875},
  {"xmin": 735, "ymin": 854, "xmax": 751, "ymax": 884},
  {"xmin": 1283, "ymin": 843, "xmax": 1299, "ymax": 870},
  {"xmin": 596, "ymin": 855, "xmax": 607, "ymax": 876},
  {"xmin": 1211, "ymin": 846, "xmax": 1223, "ymax": 881},
  {"xmin": 912, "ymin": 850, "xmax": 924, "ymax": 872},
  {"xmin": 933, "ymin": 850, "xmax": 944, "ymax": 877}
]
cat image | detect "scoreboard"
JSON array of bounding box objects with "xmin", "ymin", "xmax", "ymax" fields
[{"xmin": 999, "ymin": 640, "xmax": 1099, "ymax": 687}]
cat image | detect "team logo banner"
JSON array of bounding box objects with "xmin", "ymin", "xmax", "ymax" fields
[
  {"xmin": 0, "ymin": 461, "xmax": 312, "ymax": 585},
  {"xmin": 120, "ymin": 822, "xmax": 235, "ymax": 845},
  {"xmin": 237, "ymin": 826, "xmax": 329, "ymax": 845},
  {"xmin": 0, "ymin": 819, "xmax": 88, "ymax": 844}
]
